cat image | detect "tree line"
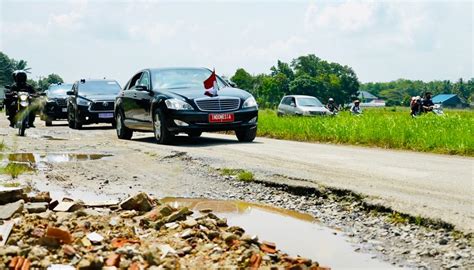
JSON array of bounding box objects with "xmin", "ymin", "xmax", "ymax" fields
[
  {"xmin": 360, "ymin": 79, "xmax": 474, "ymax": 106},
  {"xmin": 0, "ymin": 51, "xmax": 64, "ymax": 91},
  {"xmin": 230, "ymin": 54, "xmax": 360, "ymax": 108}
]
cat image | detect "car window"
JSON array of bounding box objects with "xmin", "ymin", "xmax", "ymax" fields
[
  {"xmin": 152, "ymin": 68, "xmax": 226, "ymax": 90},
  {"xmin": 281, "ymin": 97, "xmax": 291, "ymax": 105},
  {"xmin": 138, "ymin": 71, "xmax": 150, "ymax": 88},
  {"xmin": 78, "ymin": 81, "xmax": 121, "ymax": 95},
  {"xmin": 128, "ymin": 72, "xmax": 142, "ymax": 90}
]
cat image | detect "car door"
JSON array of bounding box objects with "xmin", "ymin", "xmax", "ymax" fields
[
  {"xmin": 121, "ymin": 72, "xmax": 142, "ymax": 127},
  {"xmin": 135, "ymin": 70, "xmax": 153, "ymax": 127}
]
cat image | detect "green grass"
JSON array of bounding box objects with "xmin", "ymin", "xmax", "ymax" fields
[
  {"xmin": 0, "ymin": 163, "xmax": 34, "ymax": 179},
  {"xmin": 257, "ymin": 108, "xmax": 474, "ymax": 156},
  {"xmin": 220, "ymin": 168, "xmax": 255, "ymax": 181},
  {"xmin": 237, "ymin": 171, "xmax": 255, "ymax": 182}
]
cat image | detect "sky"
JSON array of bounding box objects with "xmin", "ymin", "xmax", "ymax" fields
[{"xmin": 0, "ymin": 0, "xmax": 472, "ymax": 86}]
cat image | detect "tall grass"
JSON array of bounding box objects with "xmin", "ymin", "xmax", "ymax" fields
[{"xmin": 257, "ymin": 108, "xmax": 474, "ymax": 156}]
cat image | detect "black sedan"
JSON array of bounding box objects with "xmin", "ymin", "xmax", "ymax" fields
[
  {"xmin": 40, "ymin": 83, "xmax": 72, "ymax": 126},
  {"xmin": 115, "ymin": 67, "xmax": 258, "ymax": 144}
]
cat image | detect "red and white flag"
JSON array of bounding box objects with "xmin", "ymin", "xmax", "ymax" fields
[{"xmin": 203, "ymin": 69, "xmax": 218, "ymax": 97}]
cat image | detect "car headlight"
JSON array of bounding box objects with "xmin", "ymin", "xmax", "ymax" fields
[
  {"xmin": 20, "ymin": 101, "xmax": 29, "ymax": 107},
  {"xmin": 165, "ymin": 99, "xmax": 193, "ymax": 110},
  {"xmin": 77, "ymin": 98, "xmax": 90, "ymax": 106},
  {"xmin": 243, "ymin": 96, "xmax": 258, "ymax": 109}
]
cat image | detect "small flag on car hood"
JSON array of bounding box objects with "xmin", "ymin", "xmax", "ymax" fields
[{"xmin": 203, "ymin": 69, "xmax": 218, "ymax": 97}]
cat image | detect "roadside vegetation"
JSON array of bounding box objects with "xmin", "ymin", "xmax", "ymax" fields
[
  {"xmin": 258, "ymin": 108, "xmax": 474, "ymax": 156},
  {"xmin": 220, "ymin": 168, "xmax": 255, "ymax": 182}
]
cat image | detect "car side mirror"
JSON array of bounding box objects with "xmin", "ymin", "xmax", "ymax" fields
[
  {"xmin": 136, "ymin": 84, "xmax": 149, "ymax": 91},
  {"xmin": 290, "ymin": 102, "xmax": 296, "ymax": 107},
  {"xmin": 66, "ymin": 90, "xmax": 74, "ymax": 95}
]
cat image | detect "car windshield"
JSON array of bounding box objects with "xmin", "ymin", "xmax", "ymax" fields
[
  {"xmin": 152, "ymin": 68, "xmax": 226, "ymax": 90},
  {"xmin": 297, "ymin": 97, "xmax": 323, "ymax": 107},
  {"xmin": 79, "ymin": 81, "xmax": 121, "ymax": 95},
  {"xmin": 47, "ymin": 84, "xmax": 72, "ymax": 98}
]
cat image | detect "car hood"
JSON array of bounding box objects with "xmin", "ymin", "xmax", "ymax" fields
[
  {"xmin": 162, "ymin": 87, "xmax": 251, "ymax": 101},
  {"xmin": 300, "ymin": 106, "xmax": 329, "ymax": 112},
  {"xmin": 79, "ymin": 94, "xmax": 117, "ymax": 101}
]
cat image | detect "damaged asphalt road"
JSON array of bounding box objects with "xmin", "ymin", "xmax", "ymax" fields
[{"xmin": 0, "ymin": 118, "xmax": 473, "ymax": 268}]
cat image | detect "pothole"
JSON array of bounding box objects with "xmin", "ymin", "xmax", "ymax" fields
[
  {"xmin": 0, "ymin": 153, "xmax": 112, "ymax": 171},
  {"xmin": 161, "ymin": 197, "xmax": 396, "ymax": 269}
]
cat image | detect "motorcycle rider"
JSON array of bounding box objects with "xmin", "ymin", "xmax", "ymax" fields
[
  {"xmin": 422, "ymin": 92, "xmax": 434, "ymax": 113},
  {"xmin": 350, "ymin": 99, "xmax": 363, "ymax": 115},
  {"xmin": 326, "ymin": 98, "xmax": 339, "ymax": 115},
  {"xmin": 5, "ymin": 70, "xmax": 36, "ymax": 128}
]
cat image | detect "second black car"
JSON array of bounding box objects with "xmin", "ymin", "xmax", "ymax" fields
[{"xmin": 67, "ymin": 79, "xmax": 121, "ymax": 129}]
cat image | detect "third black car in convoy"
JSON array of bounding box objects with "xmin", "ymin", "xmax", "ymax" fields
[
  {"xmin": 41, "ymin": 83, "xmax": 72, "ymax": 126},
  {"xmin": 67, "ymin": 79, "xmax": 121, "ymax": 129},
  {"xmin": 115, "ymin": 67, "xmax": 259, "ymax": 144}
]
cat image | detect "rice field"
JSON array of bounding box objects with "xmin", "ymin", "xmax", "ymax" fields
[{"xmin": 257, "ymin": 108, "xmax": 474, "ymax": 156}]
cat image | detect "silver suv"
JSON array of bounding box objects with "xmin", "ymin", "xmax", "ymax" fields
[{"xmin": 277, "ymin": 95, "xmax": 329, "ymax": 116}]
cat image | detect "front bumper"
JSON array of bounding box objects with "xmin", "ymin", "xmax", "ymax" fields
[
  {"xmin": 77, "ymin": 105, "xmax": 115, "ymax": 124},
  {"xmin": 167, "ymin": 108, "xmax": 258, "ymax": 133},
  {"xmin": 43, "ymin": 102, "xmax": 68, "ymax": 120}
]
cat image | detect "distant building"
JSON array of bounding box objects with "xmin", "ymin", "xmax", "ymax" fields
[
  {"xmin": 432, "ymin": 94, "xmax": 467, "ymax": 108},
  {"xmin": 357, "ymin": 91, "xmax": 385, "ymax": 107}
]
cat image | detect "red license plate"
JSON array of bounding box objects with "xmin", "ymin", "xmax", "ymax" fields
[{"xmin": 209, "ymin": 113, "xmax": 234, "ymax": 123}]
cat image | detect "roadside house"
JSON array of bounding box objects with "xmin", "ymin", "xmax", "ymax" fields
[
  {"xmin": 432, "ymin": 94, "xmax": 467, "ymax": 108},
  {"xmin": 358, "ymin": 91, "xmax": 386, "ymax": 107}
]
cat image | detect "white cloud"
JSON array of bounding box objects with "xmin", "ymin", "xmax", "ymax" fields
[{"xmin": 305, "ymin": 0, "xmax": 378, "ymax": 32}]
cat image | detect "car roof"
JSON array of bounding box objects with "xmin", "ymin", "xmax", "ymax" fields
[
  {"xmin": 283, "ymin": 95, "xmax": 318, "ymax": 99},
  {"xmin": 76, "ymin": 79, "xmax": 118, "ymax": 83},
  {"xmin": 148, "ymin": 67, "xmax": 211, "ymax": 72}
]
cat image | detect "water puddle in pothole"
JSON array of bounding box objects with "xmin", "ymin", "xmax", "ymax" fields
[
  {"xmin": 162, "ymin": 197, "xmax": 397, "ymax": 269},
  {"xmin": 0, "ymin": 153, "xmax": 112, "ymax": 171}
]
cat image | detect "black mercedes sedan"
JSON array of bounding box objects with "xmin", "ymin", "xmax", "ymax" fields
[{"xmin": 115, "ymin": 67, "xmax": 258, "ymax": 144}]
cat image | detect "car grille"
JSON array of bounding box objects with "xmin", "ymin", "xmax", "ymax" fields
[
  {"xmin": 56, "ymin": 98, "xmax": 67, "ymax": 106},
  {"xmin": 194, "ymin": 97, "xmax": 241, "ymax": 112},
  {"xmin": 90, "ymin": 101, "xmax": 114, "ymax": 111}
]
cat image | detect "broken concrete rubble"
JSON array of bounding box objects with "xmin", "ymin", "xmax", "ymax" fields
[
  {"xmin": 0, "ymin": 192, "xmax": 328, "ymax": 269},
  {"xmin": 119, "ymin": 192, "xmax": 154, "ymax": 212},
  {"xmin": 0, "ymin": 200, "xmax": 24, "ymax": 220},
  {"xmin": 0, "ymin": 187, "xmax": 25, "ymax": 205}
]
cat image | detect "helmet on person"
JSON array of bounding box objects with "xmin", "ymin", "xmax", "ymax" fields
[
  {"xmin": 328, "ymin": 98, "xmax": 334, "ymax": 103},
  {"xmin": 354, "ymin": 99, "xmax": 360, "ymax": 104},
  {"xmin": 12, "ymin": 70, "xmax": 27, "ymax": 84}
]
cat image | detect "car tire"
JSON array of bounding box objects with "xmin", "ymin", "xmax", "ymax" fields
[
  {"xmin": 187, "ymin": 131, "xmax": 202, "ymax": 138},
  {"xmin": 277, "ymin": 112, "xmax": 283, "ymax": 117},
  {"xmin": 116, "ymin": 111, "xmax": 132, "ymax": 140},
  {"xmin": 235, "ymin": 126, "xmax": 257, "ymax": 142},
  {"xmin": 153, "ymin": 108, "xmax": 174, "ymax": 144}
]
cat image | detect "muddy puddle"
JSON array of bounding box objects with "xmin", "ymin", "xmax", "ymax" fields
[
  {"xmin": 0, "ymin": 153, "xmax": 112, "ymax": 171},
  {"xmin": 162, "ymin": 197, "xmax": 397, "ymax": 269}
]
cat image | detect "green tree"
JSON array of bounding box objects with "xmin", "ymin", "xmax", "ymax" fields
[
  {"xmin": 38, "ymin": 73, "xmax": 64, "ymax": 91},
  {"xmin": 230, "ymin": 68, "xmax": 254, "ymax": 91}
]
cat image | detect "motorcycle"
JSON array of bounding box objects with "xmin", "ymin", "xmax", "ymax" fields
[
  {"xmin": 432, "ymin": 104, "xmax": 444, "ymax": 115},
  {"xmin": 15, "ymin": 91, "xmax": 33, "ymax": 136}
]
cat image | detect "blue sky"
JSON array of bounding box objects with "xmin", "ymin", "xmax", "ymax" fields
[{"xmin": 0, "ymin": 0, "xmax": 472, "ymax": 86}]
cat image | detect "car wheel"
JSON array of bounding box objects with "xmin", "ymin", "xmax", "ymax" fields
[
  {"xmin": 235, "ymin": 126, "xmax": 257, "ymax": 142},
  {"xmin": 153, "ymin": 109, "xmax": 174, "ymax": 144},
  {"xmin": 277, "ymin": 111, "xmax": 283, "ymax": 117},
  {"xmin": 116, "ymin": 111, "xmax": 132, "ymax": 140},
  {"xmin": 187, "ymin": 131, "xmax": 202, "ymax": 138}
]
